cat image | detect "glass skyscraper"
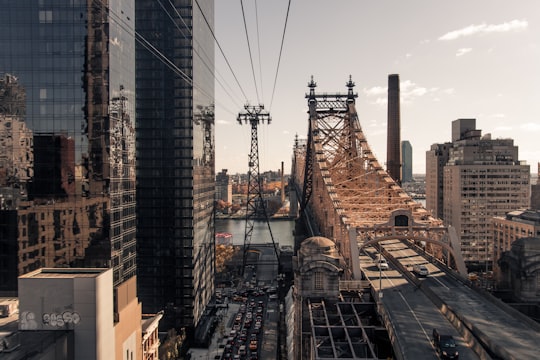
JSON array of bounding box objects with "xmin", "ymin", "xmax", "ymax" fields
[
  {"xmin": 0, "ymin": 0, "xmax": 136, "ymax": 296},
  {"xmin": 135, "ymin": 0, "xmax": 215, "ymax": 333}
]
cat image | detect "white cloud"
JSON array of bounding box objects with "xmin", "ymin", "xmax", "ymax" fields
[
  {"xmin": 489, "ymin": 113, "xmax": 506, "ymax": 119},
  {"xmin": 363, "ymin": 86, "xmax": 387, "ymax": 96},
  {"xmin": 494, "ymin": 125, "xmax": 512, "ymax": 132},
  {"xmin": 216, "ymin": 119, "xmax": 231, "ymax": 125},
  {"xmin": 520, "ymin": 123, "xmax": 540, "ymax": 132},
  {"xmin": 373, "ymin": 97, "xmax": 387, "ymax": 106},
  {"xmin": 456, "ymin": 48, "xmax": 472, "ymax": 57},
  {"xmin": 365, "ymin": 80, "xmax": 451, "ymax": 105},
  {"xmin": 439, "ymin": 19, "xmax": 528, "ymax": 41},
  {"xmin": 400, "ymin": 80, "xmax": 428, "ymax": 103}
]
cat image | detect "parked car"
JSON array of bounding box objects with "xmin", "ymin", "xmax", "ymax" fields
[
  {"xmin": 432, "ymin": 329, "xmax": 459, "ymax": 359},
  {"xmin": 413, "ymin": 264, "xmax": 429, "ymax": 277}
]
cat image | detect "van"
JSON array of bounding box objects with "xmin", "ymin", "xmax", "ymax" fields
[{"xmin": 413, "ymin": 264, "xmax": 429, "ymax": 277}]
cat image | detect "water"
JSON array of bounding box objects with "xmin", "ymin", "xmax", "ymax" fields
[{"xmin": 215, "ymin": 219, "xmax": 295, "ymax": 247}]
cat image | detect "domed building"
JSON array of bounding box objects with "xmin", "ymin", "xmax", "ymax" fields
[
  {"xmin": 285, "ymin": 235, "xmax": 387, "ymax": 359},
  {"xmin": 295, "ymin": 236, "xmax": 343, "ymax": 299}
]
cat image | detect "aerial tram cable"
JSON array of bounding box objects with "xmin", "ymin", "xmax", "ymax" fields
[
  {"xmin": 254, "ymin": 0, "xmax": 264, "ymax": 103},
  {"xmin": 195, "ymin": 0, "xmax": 251, "ymax": 103},
  {"xmin": 158, "ymin": 0, "xmax": 244, "ymax": 110},
  {"xmin": 269, "ymin": 0, "xmax": 292, "ymax": 111},
  {"xmin": 240, "ymin": 0, "xmax": 261, "ymax": 105}
]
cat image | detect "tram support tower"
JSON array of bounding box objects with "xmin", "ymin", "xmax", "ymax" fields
[{"xmin": 237, "ymin": 104, "xmax": 280, "ymax": 275}]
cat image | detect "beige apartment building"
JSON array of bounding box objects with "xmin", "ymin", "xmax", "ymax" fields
[
  {"xmin": 492, "ymin": 210, "xmax": 540, "ymax": 277},
  {"xmin": 428, "ymin": 119, "xmax": 530, "ymax": 270}
]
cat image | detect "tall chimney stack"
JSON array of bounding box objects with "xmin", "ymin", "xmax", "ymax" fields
[{"xmin": 387, "ymin": 74, "xmax": 401, "ymax": 184}]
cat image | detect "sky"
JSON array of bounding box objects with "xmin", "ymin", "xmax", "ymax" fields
[{"xmin": 213, "ymin": 0, "xmax": 540, "ymax": 175}]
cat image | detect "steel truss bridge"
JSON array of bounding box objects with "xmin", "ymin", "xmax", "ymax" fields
[{"xmin": 291, "ymin": 77, "xmax": 540, "ymax": 359}]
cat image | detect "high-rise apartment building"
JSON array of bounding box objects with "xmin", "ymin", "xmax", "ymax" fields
[
  {"xmin": 432, "ymin": 119, "xmax": 530, "ymax": 269},
  {"xmin": 401, "ymin": 140, "xmax": 413, "ymax": 183},
  {"xmin": 0, "ymin": 1, "xmax": 143, "ymax": 356},
  {"xmin": 425, "ymin": 143, "xmax": 451, "ymax": 220},
  {"xmin": 492, "ymin": 209, "xmax": 540, "ymax": 281},
  {"xmin": 135, "ymin": 0, "xmax": 215, "ymax": 333},
  {"xmin": 216, "ymin": 168, "xmax": 233, "ymax": 203},
  {"xmin": 0, "ymin": 0, "xmax": 137, "ymax": 291}
]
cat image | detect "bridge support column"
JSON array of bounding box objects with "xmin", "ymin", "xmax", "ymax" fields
[
  {"xmin": 349, "ymin": 228, "xmax": 362, "ymax": 279},
  {"xmin": 448, "ymin": 226, "xmax": 467, "ymax": 275}
]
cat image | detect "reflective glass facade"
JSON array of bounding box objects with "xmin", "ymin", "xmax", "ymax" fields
[
  {"xmin": 135, "ymin": 0, "xmax": 215, "ymax": 331},
  {"xmin": 0, "ymin": 0, "xmax": 136, "ymax": 292}
]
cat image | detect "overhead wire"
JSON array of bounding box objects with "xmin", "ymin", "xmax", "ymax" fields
[
  {"xmin": 255, "ymin": 0, "xmax": 264, "ymax": 103},
  {"xmin": 93, "ymin": 0, "xmax": 238, "ymax": 116},
  {"xmin": 194, "ymin": 0, "xmax": 251, "ymax": 103},
  {"xmin": 269, "ymin": 0, "xmax": 292, "ymax": 111},
  {"xmin": 240, "ymin": 0, "xmax": 261, "ymax": 105},
  {"xmin": 157, "ymin": 0, "xmax": 243, "ymax": 111}
]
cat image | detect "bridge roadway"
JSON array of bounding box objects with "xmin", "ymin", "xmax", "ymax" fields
[{"xmin": 362, "ymin": 239, "xmax": 540, "ymax": 360}]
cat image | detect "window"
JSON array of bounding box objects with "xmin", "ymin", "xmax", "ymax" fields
[{"xmin": 314, "ymin": 272, "xmax": 323, "ymax": 290}]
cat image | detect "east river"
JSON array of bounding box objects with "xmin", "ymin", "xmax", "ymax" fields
[{"xmin": 215, "ymin": 218, "xmax": 295, "ymax": 248}]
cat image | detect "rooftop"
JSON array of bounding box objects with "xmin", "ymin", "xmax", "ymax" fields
[{"xmin": 19, "ymin": 268, "xmax": 108, "ymax": 279}]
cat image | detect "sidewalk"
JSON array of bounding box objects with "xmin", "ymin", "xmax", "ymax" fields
[{"xmin": 188, "ymin": 302, "xmax": 240, "ymax": 360}]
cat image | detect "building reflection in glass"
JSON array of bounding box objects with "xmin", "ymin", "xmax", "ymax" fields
[{"xmin": 0, "ymin": 0, "xmax": 136, "ymax": 293}]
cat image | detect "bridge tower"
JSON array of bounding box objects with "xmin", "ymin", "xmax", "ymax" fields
[{"xmin": 237, "ymin": 104, "xmax": 280, "ymax": 274}]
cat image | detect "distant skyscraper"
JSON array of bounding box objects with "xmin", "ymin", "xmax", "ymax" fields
[
  {"xmin": 387, "ymin": 74, "xmax": 401, "ymax": 184},
  {"xmin": 438, "ymin": 119, "xmax": 530, "ymax": 269},
  {"xmin": 401, "ymin": 140, "xmax": 413, "ymax": 183},
  {"xmin": 135, "ymin": 0, "xmax": 216, "ymax": 333},
  {"xmin": 425, "ymin": 143, "xmax": 451, "ymax": 220},
  {"xmin": 216, "ymin": 169, "xmax": 233, "ymax": 203}
]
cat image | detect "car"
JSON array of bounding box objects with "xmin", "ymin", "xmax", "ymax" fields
[
  {"xmin": 238, "ymin": 345, "xmax": 246, "ymax": 356},
  {"xmin": 413, "ymin": 264, "xmax": 429, "ymax": 277},
  {"xmin": 376, "ymin": 258, "xmax": 389, "ymax": 270},
  {"xmin": 249, "ymin": 340, "xmax": 258, "ymax": 351},
  {"xmin": 432, "ymin": 329, "xmax": 459, "ymax": 359}
]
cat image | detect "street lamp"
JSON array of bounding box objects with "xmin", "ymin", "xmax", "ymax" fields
[{"xmin": 378, "ymin": 255, "xmax": 383, "ymax": 301}]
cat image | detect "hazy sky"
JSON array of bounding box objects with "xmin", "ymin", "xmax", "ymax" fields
[{"xmin": 214, "ymin": 1, "xmax": 540, "ymax": 175}]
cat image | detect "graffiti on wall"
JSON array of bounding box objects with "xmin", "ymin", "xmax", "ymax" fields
[{"xmin": 20, "ymin": 310, "xmax": 81, "ymax": 329}]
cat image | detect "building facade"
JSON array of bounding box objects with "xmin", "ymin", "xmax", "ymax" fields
[
  {"xmin": 135, "ymin": 0, "xmax": 215, "ymax": 333},
  {"xmin": 401, "ymin": 140, "xmax": 413, "ymax": 183},
  {"xmin": 17, "ymin": 268, "xmax": 143, "ymax": 360},
  {"xmin": 442, "ymin": 119, "xmax": 530, "ymax": 269},
  {"xmin": 492, "ymin": 210, "xmax": 540, "ymax": 279},
  {"xmin": 425, "ymin": 143, "xmax": 451, "ymax": 220},
  {"xmin": 0, "ymin": 0, "xmax": 137, "ymax": 293},
  {"xmin": 497, "ymin": 238, "xmax": 540, "ymax": 303},
  {"xmin": 216, "ymin": 168, "xmax": 233, "ymax": 203}
]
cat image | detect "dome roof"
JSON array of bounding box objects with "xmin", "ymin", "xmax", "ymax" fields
[{"xmin": 300, "ymin": 236, "xmax": 337, "ymax": 256}]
